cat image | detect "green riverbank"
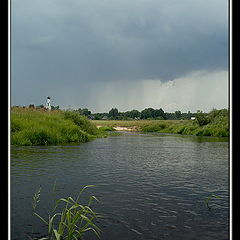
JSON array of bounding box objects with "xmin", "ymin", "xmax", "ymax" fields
[
  {"xmin": 11, "ymin": 108, "xmax": 229, "ymax": 146},
  {"xmin": 11, "ymin": 108, "xmax": 106, "ymax": 146},
  {"xmin": 92, "ymin": 109, "xmax": 229, "ymax": 138}
]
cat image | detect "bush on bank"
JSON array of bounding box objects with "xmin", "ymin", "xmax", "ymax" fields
[
  {"xmin": 11, "ymin": 108, "xmax": 102, "ymax": 146},
  {"xmin": 141, "ymin": 109, "xmax": 229, "ymax": 137},
  {"xmin": 63, "ymin": 110, "xmax": 99, "ymax": 135}
]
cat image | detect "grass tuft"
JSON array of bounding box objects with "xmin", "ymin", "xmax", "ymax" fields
[{"xmin": 32, "ymin": 185, "xmax": 102, "ymax": 240}]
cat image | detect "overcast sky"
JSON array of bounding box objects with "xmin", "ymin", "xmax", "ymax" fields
[{"xmin": 11, "ymin": 0, "xmax": 228, "ymax": 113}]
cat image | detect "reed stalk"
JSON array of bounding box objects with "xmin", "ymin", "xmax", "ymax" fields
[{"xmin": 32, "ymin": 185, "xmax": 101, "ymax": 240}]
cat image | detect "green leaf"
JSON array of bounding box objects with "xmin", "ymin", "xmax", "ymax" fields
[
  {"xmin": 48, "ymin": 213, "xmax": 61, "ymax": 234},
  {"xmin": 53, "ymin": 229, "xmax": 61, "ymax": 240},
  {"xmin": 33, "ymin": 212, "xmax": 48, "ymax": 225}
]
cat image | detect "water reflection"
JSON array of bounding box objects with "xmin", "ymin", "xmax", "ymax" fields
[
  {"xmin": 140, "ymin": 131, "xmax": 229, "ymax": 142},
  {"xmin": 11, "ymin": 134, "xmax": 229, "ymax": 240}
]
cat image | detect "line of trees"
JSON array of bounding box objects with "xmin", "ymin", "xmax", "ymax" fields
[{"xmin": 76, "ymin": 107, "xmax": 196, "ymax": 120}]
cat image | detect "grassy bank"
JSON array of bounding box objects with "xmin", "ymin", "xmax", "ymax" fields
[
  {"xmin": 92, "ymin": 109, "xmax": 229, "ymax": 137},
  {"xmin": 11, "ymin": 107, "xmax": 105, "ymax": 146}
]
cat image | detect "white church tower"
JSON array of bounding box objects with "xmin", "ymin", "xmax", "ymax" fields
[{"xmin": 45, "ymin": 96, "xmax": 51, "ymax": 111}]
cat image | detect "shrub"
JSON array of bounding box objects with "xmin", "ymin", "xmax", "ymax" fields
[
  {"xmin": 202, "ymin": 128, "xmax": 212, "ymax": 136},
  {"xmin": 195, "ymin": 111, "xmax": 210, "ymax": 126},
  {"xmin": 196, "ymin": 129, "xmax": 204, "ymax": 136},
  {"xmin": 63, "ymin": 111, "xmax": 98, "ymax": 135}
]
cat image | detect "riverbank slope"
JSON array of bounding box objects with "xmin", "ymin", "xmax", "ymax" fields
[{"xmin": 11, "ymin": 108, "xmax": 105, "ymax": 146}]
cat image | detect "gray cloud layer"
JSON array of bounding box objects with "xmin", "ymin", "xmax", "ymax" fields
[{"xmin": 11, "ymin": 0, "xmax": 228, "ymax": 110}]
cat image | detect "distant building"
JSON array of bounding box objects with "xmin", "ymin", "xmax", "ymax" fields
[
  {"xmin": 45, "ymin": 96, "xmax": 51, "ymax": 111},
  {"xmin": 191, "ymin": 117, "xmax": 196, "ymax": 120},
  {"xmin": 102, "ymin": 115, "xmax": 108, "ymax": 120}
]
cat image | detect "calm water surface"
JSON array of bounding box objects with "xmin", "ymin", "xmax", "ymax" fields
[{"xmin": 11, "ymin": 133, "xmax": 229, "ymax": 240}]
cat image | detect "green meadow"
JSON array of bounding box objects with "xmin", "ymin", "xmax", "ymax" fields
[{"xmin": 11, "ymin": 108, "xmax": 105, "ymax": 146}]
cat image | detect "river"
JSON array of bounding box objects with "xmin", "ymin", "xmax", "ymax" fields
[{"xmin": 11, "ymin": 132, "xmax": 229, "ymax": 240}]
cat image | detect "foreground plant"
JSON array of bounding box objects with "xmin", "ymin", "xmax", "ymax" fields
[
  {"xmin": 33, "ymin": 185, "xmax": 101, "ymax": 240},
  {"xmin": 205, "ymin": 194, "xmax": 221, "ymax": 210}
]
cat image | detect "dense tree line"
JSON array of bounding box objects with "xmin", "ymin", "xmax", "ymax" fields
[{"xmin": 88, "ymin": 107, "xmax": 196, "ymax": 120}]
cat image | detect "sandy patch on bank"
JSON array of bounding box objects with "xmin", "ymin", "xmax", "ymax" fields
[
  {"xmin": 96, "ymin": 126, "xmax": 139, "ymax": 131},
  {"xmin": 113, "ymin": 126, "xmax": 138, "ymax": 131}
]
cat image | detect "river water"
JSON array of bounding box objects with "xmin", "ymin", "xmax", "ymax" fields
[{"xmin": 11, "ymin": 133, "xmax": 229, "ymax": 240}]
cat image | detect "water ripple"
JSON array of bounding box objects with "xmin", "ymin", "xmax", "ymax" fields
[{"xmin": 11, "ymin": 134, "xmax": 229, "ymax": 240}]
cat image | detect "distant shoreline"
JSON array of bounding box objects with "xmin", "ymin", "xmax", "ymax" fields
[{"xmin": 93, "ymin": 118, "xmax": 229, "ymax": 138}]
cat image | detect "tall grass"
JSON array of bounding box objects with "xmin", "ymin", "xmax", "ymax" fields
[
  {"xmin": 11, "ymin": 108, "xmax": 102, "ymax": 146},
  {"xmin": 32, "ymin": 185, "xmax": 101, "ymax": 240},
  {"xmin": 63, "ymin": 111, "xmax": 99, "ymax": 135}
]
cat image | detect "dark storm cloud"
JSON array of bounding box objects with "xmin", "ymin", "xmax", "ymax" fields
[{"xmin": 12, "ymin": 0, "xmax": 228, "ymax": 86}]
